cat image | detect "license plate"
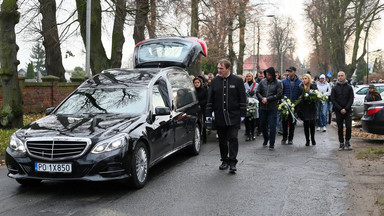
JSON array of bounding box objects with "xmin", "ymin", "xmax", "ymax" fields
[{"xmin": 35, "ymin": 162, "xmax": 72, "ymax": 173}]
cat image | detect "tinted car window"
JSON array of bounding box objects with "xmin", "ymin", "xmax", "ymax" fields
[
  {"xmin": 167, "ymin": 72, "xmax": 196, "ymax": 109},
  {"xmin": 56, "ymin": 88, "xmax": 147, "ymax": 115},
  {"xmin": 152, "ymin": 84, "xmax": 169, "ymax": 111},
  {"xmin": 139, "ymin": 42, "xmax": 190, "ymax": 63},
  {"xmin": 356, "ymin": 87, "xmax": 369, "ymax": 95}
]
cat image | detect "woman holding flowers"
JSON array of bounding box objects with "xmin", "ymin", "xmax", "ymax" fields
[
  {"xmin": 298, "ymin": 74, "xmax": 318, "ymax": 146},
  {"xmin": 244, "ymin": 72, "xmax": 259, "ymax": 141}
]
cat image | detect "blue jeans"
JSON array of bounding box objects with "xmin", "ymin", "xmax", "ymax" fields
[
  {"xmin": 259, "ymin": 109, "xmax": 278, "ymax": 146},
  {"xmin": 316, "ymin": 102, "xmax": 328, "ymax": 127}
]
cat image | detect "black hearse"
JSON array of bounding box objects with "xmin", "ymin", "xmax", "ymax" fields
[{"xmin": 6, "ymin": 37, "xmax": 207, "ymax": 188}]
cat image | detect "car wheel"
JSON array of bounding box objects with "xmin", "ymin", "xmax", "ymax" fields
[
  {"xmin": 16, "ymin": 179, "xmax": 42, "ymax": 186},
  {"xmin": 130, "ymin": 142, "xmax": 149, "ymax": 189},
  {"xmin": 189, "ymin": 126, "xmax": 201, "ymax": 155}
]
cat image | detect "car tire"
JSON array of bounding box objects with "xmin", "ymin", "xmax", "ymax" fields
[
  {"xmin": 129, "ymin": 142, "xmax": 149, "ymax": 189},
  {"xmin": 16, "ymin": 179, "xmax": 42, "ymax": 186},
  {"xmin": 189, "ymin": 125, "xmax": 201, "ymax": 156}
]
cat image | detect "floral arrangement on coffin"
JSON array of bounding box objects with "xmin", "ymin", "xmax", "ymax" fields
[
  {"xmin": 278, "ymin": 97, "xmax": 300, "ymax": 121},
  {"xmin": 303, "ymin": 89, "xmax": 328, "ymax": 104},
  {"xmin": 246, "ymin": 97, "xmax": 259, "ymax": 119}
]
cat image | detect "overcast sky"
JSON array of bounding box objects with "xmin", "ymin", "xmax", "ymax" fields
[{"xmin": 15, "ymin": 0, "xmax": 384, "ymax": 71}]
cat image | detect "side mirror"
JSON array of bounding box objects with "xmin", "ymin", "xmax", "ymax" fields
[
  {"xmin": 46, "ymin": 107, "xmax": 55, "ymax": 115},
  {"xmin": 155, "ymin": 106, "xmax": 171, "ymax": 115}
]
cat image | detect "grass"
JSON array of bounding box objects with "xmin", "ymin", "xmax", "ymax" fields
[
  {"xmin": 0, "ymin": 114, "xmax": 44, "ymax": 157},
  {"xmin": 357, "ymin": 147, "xmax": 384, "ymax": 161}
]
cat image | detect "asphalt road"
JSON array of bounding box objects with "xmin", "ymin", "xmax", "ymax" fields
[{"xmin": 0, "ymin": 123, "xmax": 350, "ymax": 216}]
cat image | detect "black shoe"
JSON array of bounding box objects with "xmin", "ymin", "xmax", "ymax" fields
[
  {"xmin": 252, "ymin": 134, "xmax": 256, "ymax": 140},
  {"xmin": 229, "ymin": 164, "xmax": 237, "ymax": 173},
  {"xmin": 338, "ymin": 143, "xmax": 344, "ymax": 151},
  {"xmin": 312, "ymin": 140, "xmax": 316, "ymax": 145},
  {"xmin": 219, "ymin": 162, "xmax": 229, "ymax": 170},
  {"xmin": 263, "ymin": 140, "xmax": 268, "ymax": 146},
  {"xmin": 345, "ymin": 141, "xmax": 352, "ymax": 150},
  {"xmin": 288, "ymin": 140, "xmax": 293, "ymax": 145},
  {"xmin": 305, "ymin": 142, "xmax": 310, "ymax": 146},
  {"xmin": 281, "ymin": 139, "xmax": 287, "ymax": 145},
  {"xmin": 246, "ymin": 135, "xmax": 251, "ymax": 141},
  {"xmin": 269, "ymin": 145, "xmax": 274, "ymax": 150}
]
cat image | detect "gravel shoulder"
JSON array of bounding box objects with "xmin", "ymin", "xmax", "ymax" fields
[{"xmin": 335, "ymin": 124, "xmax": 384, "ymax": 216}]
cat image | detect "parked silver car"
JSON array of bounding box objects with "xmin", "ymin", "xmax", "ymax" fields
[{"xmin": 351, "ymin": 84, "xmax": 384, "ymax": 119}]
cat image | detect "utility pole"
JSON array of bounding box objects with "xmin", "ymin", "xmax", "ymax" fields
[{"xmin": 85, "ymin": 0, "xmax": 91, "ymax": 78}]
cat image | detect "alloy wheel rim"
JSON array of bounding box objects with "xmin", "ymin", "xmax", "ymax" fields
[{"xmin": 136, "ymin": 147, "xmax": 148, "ymax": 183}]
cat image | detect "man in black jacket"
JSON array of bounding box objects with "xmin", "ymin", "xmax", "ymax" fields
[
  {"xmin": 256, "ymin": 67, "xmax": 283, "ymax": 150},
  {"xmin": 330, "ymin": 71, "xmax": 354, "ymax": 151},
  {"xmin": 206, "ymin": 59, "xmax": 246, "ymax": 173}
]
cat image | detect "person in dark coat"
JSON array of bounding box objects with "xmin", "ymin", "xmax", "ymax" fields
[
  {"xmin": 206, "ymin": 59, "xmax": 246, "ymax": 173},
  {"xmin": 194, "ymin": 77, "xmax": 208, "ymax": 143},
  {"xmin": 244, "ymin": 72, "xmax": 259, "ymax": 141},
  {"xmin": 331, "ymin": 71, "xmax": 354, "ymax": 151},
  {"xmin": 281, "ymin": 66, "xmax": 302, "ymax": 145},
  {"xmin": 364, "ymin": 84, "xmax": 382, "ymax": 102},
  {"xmin": 298, "ymin": 74, "xmax": 318, "ymax": 146},
  {"xmin": 256, "ymin": 67, "xmax": 283, "ymax": 150}
]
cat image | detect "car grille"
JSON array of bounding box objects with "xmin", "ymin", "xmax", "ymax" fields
[{"xmin": 26, "ymin": 138, "xmax": 91, "ymax": 161}]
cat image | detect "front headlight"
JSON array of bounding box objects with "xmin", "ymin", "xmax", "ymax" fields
[
  {"xmin": 91, "ymin": 134, "xmax": 128, "ymax": 154},
  {"xmin": 9, "ymin": 134, "xmax": 26, "ymax": 153}
]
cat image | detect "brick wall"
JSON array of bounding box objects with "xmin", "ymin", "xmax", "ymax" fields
[{"xmin": 0, "ymin": 78, "xmax": 80, "ymax": 113}]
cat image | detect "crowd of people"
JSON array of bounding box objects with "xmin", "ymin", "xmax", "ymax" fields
[{"xmin": 191, "ymin": 59, "xmax": 381, "ymax": 173}]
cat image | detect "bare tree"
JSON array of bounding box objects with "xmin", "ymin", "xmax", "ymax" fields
[
  {"xmin": 268, "ymin": 16, "xmax": 296, "ymax": 73},
  {"xmin": 111, "ymin": 0, "xmax": 128, "ymax": 68},
  {"xmin": 76, "ymin": 0, "xmax": 133, "ymax": 74},
  {"xmin": 146, "ymin": 0, "xmax": 157, "ymax": 38},
  {"xmin": 305, "ymin": 0, "xmax": 384, "ymax": 77},
  {"xmin": 236, "ymin": 0, "xmax": 249, "ymax": 75},
  {"xmin": 39, "ymin": 0, "xmax": 66, "ymax": 82},
  {"xmin": 0, "ymin": 0, "xmax": 23, "ymax": 128},
  {"xmin": 133, "ymin": 0, "xmax": 149, "ymax": 44}
]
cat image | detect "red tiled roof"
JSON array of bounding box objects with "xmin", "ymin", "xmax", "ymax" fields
[{"xmin": 243, "ymin": 55, "xmax": 276, "ymax": 71}]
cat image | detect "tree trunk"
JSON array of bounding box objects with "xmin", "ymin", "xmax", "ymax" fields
[
  {"xmin": 110, "ymin": 0, "xmax": 127, "ymax": 68},
  {"xmin": 0, "ymin": 0, "xmax": 23, "ymax": 128},
  {"xmin": 76, "ymin": 0, "xmax": 110, "ymax": 74},
  {"xmin": 191, "ymin": 0, "xmax": 199, "ymax": 37},
  {"xmin": 237, "ymin": 2, "xmax": 246, "ymax": 75},
  {"xmin": 39, "ymin": 0, "xmax": 66, "ymax": 82},
  {"xmin": 133, "ymin": 0, "xmax": 149, "ymax": 44},
  {"xmin": 147, "ymin": 0, "xmax": 157, "ymax": 38},
  {"xmin": 227, "ymin": 0, "xmax": 236, "ymax": 69}
]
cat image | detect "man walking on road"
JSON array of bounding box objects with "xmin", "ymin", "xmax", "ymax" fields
[
  {"xmin": 331, "ymin": 71, "xmax": 354, "ymax": 151},
  {"xmin": 206, "ymin": 59, "xmax": 246, "ymax": 173},
  {"xmin": 281, "ymin": 66, "xmax": 302, "ymax": 145},
  {"xmin": 257, "ymin": 67, "xmax": 283, "ymax": 150}
]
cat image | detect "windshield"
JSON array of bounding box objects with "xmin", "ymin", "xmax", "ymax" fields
[
  {"xmin": 55, "ymin": 88, "xmax": 147, "ymax": 115},
  {"xmin": 138, "ymin": 42, "xmax": 190, "ymax": 63}
]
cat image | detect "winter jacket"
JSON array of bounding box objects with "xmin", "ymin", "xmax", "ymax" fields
[
  {"xmin": 206, "ymin": 73, "xmax": 246, "ymax": 127},
  {"xmin": 244, "ymin": 81, "xmax": 259, "ymax": 118},
  {"xmin": 364, "ymin": 91, "xmax": 382, "ymax": 102},
  {"xmin": 195, "ymin": 87, "xmax": 208, "ymax": 111},
  {"xmin": 316, "ymin": 81, "xmax": 331, "ymax": 96},
  {"xmin": 282, "ymin": 75, "xmax": 302, "ymax": 101},
  {"xmin": 256, "ymin": 78, "xmax": 283, "ymax": 110},
  {"xmin": 330, "ymin": 80, "xmax": 354, "ymax": 113},
  {"xmin": 244, "ymin": 81, "xmax": 258, "ymax": 99},
  {"xmin": 297, "ymin": 83, "xmax": 318, "ymax": 121}
]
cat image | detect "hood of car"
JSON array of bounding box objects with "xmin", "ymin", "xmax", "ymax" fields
[{"xmin": 16, "ymin": 114, "xmax": 143, "ymax": 141}]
